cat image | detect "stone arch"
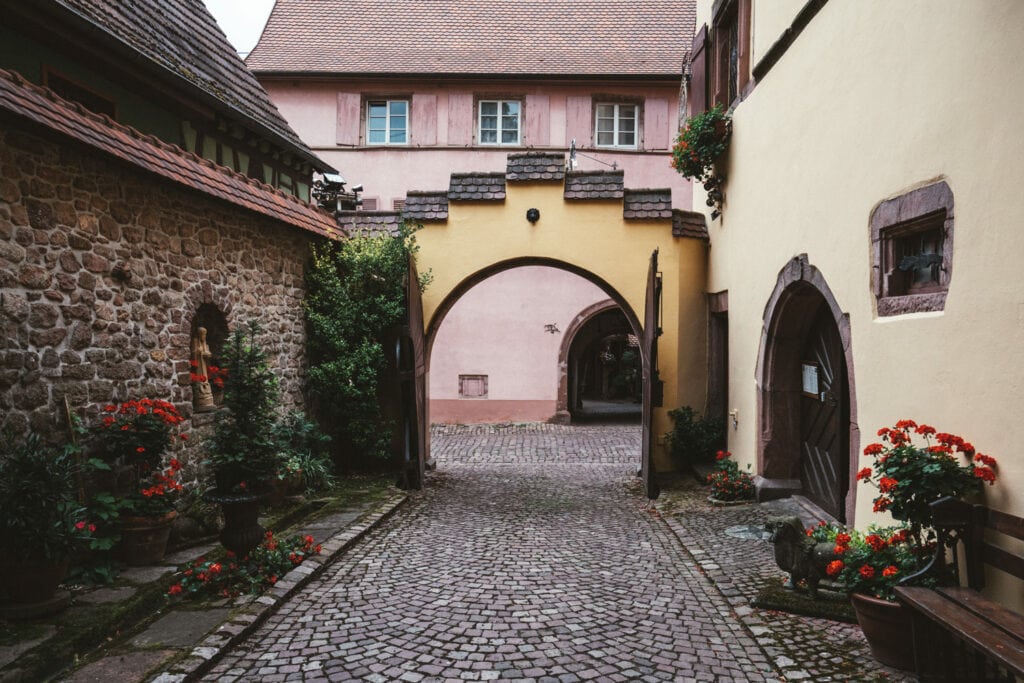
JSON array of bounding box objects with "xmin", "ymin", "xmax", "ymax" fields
[
  {"xmin": 554, "ymin": 299, "xmax": 620, "ymax": 421},
  {"xmin": 755, "ymin": 254, "xmax": 859, "ymax": 522},
  {"xmin": 180, "ymin": 281, "xmax": 235, "ymax": 411},
  {"xmin": 425, "ymin": 257, "xmax": 643, "ymax": 367}
]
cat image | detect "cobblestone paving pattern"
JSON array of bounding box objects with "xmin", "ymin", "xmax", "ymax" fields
[
  {"xmin": 655, "ymin": 477, "xmax": 915, "ymax": 682},
  {"xmin": 206, "ymin": 425, "xmax": 777, "ymax": 682}
]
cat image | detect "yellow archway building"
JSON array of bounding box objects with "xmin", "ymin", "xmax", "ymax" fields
[{"xmin": 349, "ymin": 152, "xmax": 709, "ymax": 472}]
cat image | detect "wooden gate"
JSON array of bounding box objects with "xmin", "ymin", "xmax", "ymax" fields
[
  {"xmin": 799, "ymin": 305, "xmax": 848, "ymax": 520},
  {"xmin": 398, "ymin": 253, "xmax": 427, "ymax": 489},
  {"xmin": 640, "ymin": 249, "xmax": 662, "ymax": 499}
]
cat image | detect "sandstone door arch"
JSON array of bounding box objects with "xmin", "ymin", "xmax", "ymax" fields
[{"xmin": 756, "ymin": 255, "xmax": 858, "ymax": 522}]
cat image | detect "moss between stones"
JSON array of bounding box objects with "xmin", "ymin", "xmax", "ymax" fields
[
  {"xmin": 1, "ymin": 473, "xmax": 397, "ymax": 681},
  {"xmin": 752, "ymin": 577, "xmax": 858, "ymax": 623}
]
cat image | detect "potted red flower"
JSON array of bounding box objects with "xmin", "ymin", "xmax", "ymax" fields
[
  {"xmin": 839, "ymin": 419, "xmax": 999, "ymax": 669},
  {"xmin": 90, "ymin": 398, "xmax": 188, "ymax": 565}
]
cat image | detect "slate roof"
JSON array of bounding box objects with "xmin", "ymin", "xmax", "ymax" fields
[
  {"xmin": 672, "ymin": 209, "xmax": 709, "ymax": 240},
  {"xmin": 403, "ymin": 192, "xmax": 449, "ymax": 222},
  {"xmin": 247, "ymin": 0, "xmax": 694, "ymax": 78},
  {"xmin": 336, "ymin": 211, "xmax": 403, "ymax": 237},
  {"xmin": 27, "ymin": 0, "xmax": 329, "ymax": 171},
  {"xmin": 623, "ymin": 189, "xmax": 673, "ymax": 220},
  {"xmin": 0, "ymin": 68, "xmax": 338, "ymax": 239},
  {"xmin": 449, "ymin": 173, "xmax": 506, "ymax": 201},
  {"xmin": 507, "ymin": 152, "xmax": 566, "ymax": 182},
  {"xmin": 564, "ymin": 171, "xmax": 625, "ymax": 200}
]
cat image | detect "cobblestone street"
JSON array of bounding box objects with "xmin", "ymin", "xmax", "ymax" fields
[{"xmin": 204, "ymin": 425, "xmax": 908, "ymax": 682}]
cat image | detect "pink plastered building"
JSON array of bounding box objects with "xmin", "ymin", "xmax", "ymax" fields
[{"xmin": 247, "ymin": 0, "xmax": 694, "ymax": 423}]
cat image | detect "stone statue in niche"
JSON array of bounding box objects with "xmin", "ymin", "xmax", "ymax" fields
[{"xmin": 190, "ymin": 326, "xmax": 215, "ymax": 411}]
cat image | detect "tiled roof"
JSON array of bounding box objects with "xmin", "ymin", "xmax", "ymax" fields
[
  {"xmin": 39, "ymin": 0, "xmax": 327, "ymax": 170},
  {"xmin": 672, "ymin": 209, "xmax": 709, "ymax": 240},
  {"xmin": 506, "ymin": 152, "xmax": 566, "ymax": 182},
  {"xmin": 564, "ymin": 171, "xmax": 624, "ymax": 200},
  {"xmin": 403, "ymin": 192, "xmax": 449, "ymax": 222},
  {"xmin": 0, "ymin": 68, "xmax": 338, "ymax": 239},
  {"xmin": 623, "ymin": 189, "xmax": 673, "ymax": 220},
  {"xmin": 336, "ymin": 211, "xmax": 404, "ymax": 237},
  {"xmin": 449, "ymin": 173, "xmax": 506, "ymax": 201},
  {"xmin": 247, "ymin": 0, "xmax": 695, "ymax": 77}
]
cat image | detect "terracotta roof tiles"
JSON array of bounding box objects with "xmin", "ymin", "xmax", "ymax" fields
[
  {"xmin": 46, "ymin": 0, "xmax": 325, "ymax": 169},
  {"xmin": 0, "ymin": 68, "xmax": 338, "ymax": 239},
  {"xmin": 403, "ymin": 192, "xmax": 449, "ymax": 221},
  {"xmin": 506, "ymin": 152, "xmax": 566, "ymax": 182},
  {"xmin": 247, "ymin": 0, "xmax": 695, "ymax": 78},
  {"xmin": 449, "ymin": 173, "xmax": 506, "ymax": 201},
  {"xmin": 564, "ymin": 171, "xmax": 624, "ymax": 200},
  {"xmin": 623, "ymin": 189, "xmax": 673, "ymax": 220}
]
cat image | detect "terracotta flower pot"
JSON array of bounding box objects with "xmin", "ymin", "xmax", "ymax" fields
[
  {"xmin": 0, "ymin": 555, "xmax": 70, "ymax": 604},
  {"xmin": 850, "ymin": 592, "xmax": 916, "ymax": 671},
  {"xmin": 119, "ymin": 510, "xmax": 177, "ymax": 566}
]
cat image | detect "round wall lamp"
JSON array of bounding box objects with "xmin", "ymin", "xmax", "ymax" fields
[{"xmin": 526, "ymin": 208, "xmax": 540, "ymax": 224}]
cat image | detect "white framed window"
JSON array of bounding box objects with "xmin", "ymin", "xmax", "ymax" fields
[
  {"xmin": 367, "ymin": 99, "xmax": 408, "ymax": 145},
  {"xmin": 595, "ymin": 103, "xmax": 638, "ymax": 148},
  {"xmin": 478, "ymin": 100, "xmax": 520, "ymax": 145}
]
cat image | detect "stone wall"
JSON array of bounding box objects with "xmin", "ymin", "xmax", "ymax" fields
[{"xmin": 0, "ymin": 123, "xmax": 319, "ymax": 445}]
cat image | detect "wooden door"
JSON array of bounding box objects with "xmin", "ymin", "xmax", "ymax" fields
[
  {"xmin": 398, "ymin": 254, "xmax": 427, "ymax": 489},
  {"xmin": 799, "ymin": 306, "xmax": 848, "ymax": 520},
  {"xmin": 641, "ymin": 250, "xmax": 662, "ymax": 499}
]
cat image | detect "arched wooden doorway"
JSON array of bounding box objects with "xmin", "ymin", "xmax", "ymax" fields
[{"xmin": 756, "ymin": 255, "xmax": 858, "ymax": 522}]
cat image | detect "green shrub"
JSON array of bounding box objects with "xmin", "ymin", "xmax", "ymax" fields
[
  {"xmin": 665, "ymin": 406, "xmax": 724, "ymax": 468},
  {"xmin": 304, "ymin": 222, "xmax": 429, "ymax": 465}
]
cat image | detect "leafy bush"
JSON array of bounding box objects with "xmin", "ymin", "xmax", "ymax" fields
[
  {"xmin": 305, "ymin": 222, "xmax": 428, "ymax": 465},
  {"xmin": 272, "ymin": 411, "xmax": 335, "ymax": 493},
  {"xmin": 671, "ymin": 105, "xmax": 731, "ymax": 182},
  {"xmin": 665, "ymin": 406, "xmax": 724, "ymax": 468},
  {"xmin": 0, "ymin": 432, "xmax": 92, "ymax": 561}
]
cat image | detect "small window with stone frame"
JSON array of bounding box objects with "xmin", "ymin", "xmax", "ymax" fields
[{"xmin": 870, "ymin": 180, "xmax": 954, "ymax": 317}]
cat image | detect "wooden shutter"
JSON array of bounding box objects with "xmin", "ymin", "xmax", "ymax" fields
[
  {"xmin": 689, "ymin": 24, "xmax": 708, "ymax": 116},
  {"xmin": 411, "ymin": 94, "xmax": 437, "ymax": 146},
  {"xmin": 335, "ymin": 93, "xmax": 360, "ymax": 146}
]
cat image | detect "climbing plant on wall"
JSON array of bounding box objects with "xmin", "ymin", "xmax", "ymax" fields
[{"xmin": 304, "ymin": 223, "xmax": 427, "ymax": 465}]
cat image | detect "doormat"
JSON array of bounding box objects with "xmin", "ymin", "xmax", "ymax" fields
[{"xmin": 751, "ymin": 578, "xmax": 858, "ymax": 624}]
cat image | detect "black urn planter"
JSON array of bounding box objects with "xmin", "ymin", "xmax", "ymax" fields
[{"xmin": 204, "ymin": 489, "xmax": 265, "ymax": 556}]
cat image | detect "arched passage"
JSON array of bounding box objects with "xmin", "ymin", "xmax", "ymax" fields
[
  {"xmin": 756, "ymin": 254, "xmax": 859, "ymax": 522},
  {"xmin": 554, "ymin": 299, "xmax": 639, "ymax": 423},
  {"xmin": 407, "ymin": 155, "xmax": 709, "ymax": 478},
  {"xmin": 425, "ymin": 257, "xmax": 642, "ymax": 360}
]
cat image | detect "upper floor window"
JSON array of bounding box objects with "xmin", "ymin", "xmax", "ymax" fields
[
  {"xmin": 595, "ymin": 103, "xmax": 638, "ymax": 149},
  {"xmin": 709, "ymin": 0, "xmax": 751, "ymax": 109},
  {"xmin": 479, "ymin": 100, "xmax": 520, "ymax": 145},
  {"xmin": 367, "ymin": 99, "xmax": 408, "ymax": 145}
]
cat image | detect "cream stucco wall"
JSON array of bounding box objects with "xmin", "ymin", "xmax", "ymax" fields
[
  {"xmin": 416, "ymin": 181, "xmax": 708, "ymax": 470},
  {"xmin": 695, "ymin": 0, "xmax": 1024, "ymax": 609}
]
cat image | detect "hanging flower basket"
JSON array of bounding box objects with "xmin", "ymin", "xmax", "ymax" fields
[{"xmin": 672, "ymin": 105, "xmax": 732, "ymax": 217}]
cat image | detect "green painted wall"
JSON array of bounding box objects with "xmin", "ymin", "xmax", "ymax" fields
[{"xmin": 0, "ymin": 27, "xmax": 181, "ymax": 144}]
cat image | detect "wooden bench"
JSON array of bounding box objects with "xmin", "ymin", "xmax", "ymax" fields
[{"xmin": 894, "ymin": 496, "xmax": 1024, "ymax": 682}]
